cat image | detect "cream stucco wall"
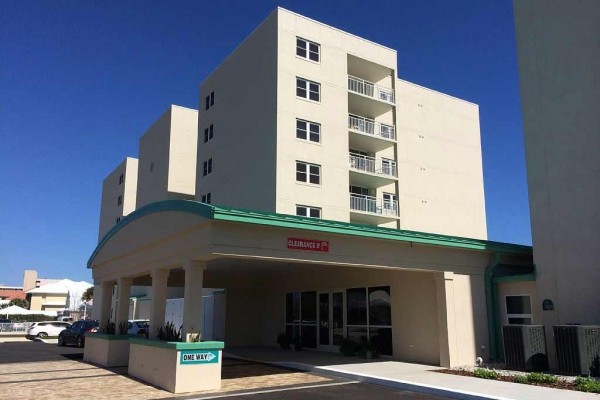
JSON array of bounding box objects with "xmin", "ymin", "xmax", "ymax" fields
[
  {"xmin": 514, "ymin": 0, "xmax": 600, "ymax": 366},
  {"xmin": 195, "ymin": 11, "xmax": 278, "ymax": 212},
  {"xmin": 514, "ymin": 0, "xmax": 600, "ymax": 325},
  {"xmin": 396, "ymin": 80, "xmax": 487, "ymax": 239},
  {"xmin": 136, "ymin": 105, "xmax": 198, "ymax": 209},
  {"xmin": 98, "ymin": 157, "xmax": 138, "ymax": 240}
]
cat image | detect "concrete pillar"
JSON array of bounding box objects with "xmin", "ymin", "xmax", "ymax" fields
[
  {"xmin": 115, "ymin": 277, "xmax": 132, "ymax": 334},
  {"xmin": 92, "ymin": 281, "xmax": 114, "ymax": 328},
  {"xmin": 436, "ymin": 271, "xmax": 458, "ymax": 368},
  {"xmin": 148, "ymin": 268, "xmax": 170, "ymax": 339},
  {"xmin": 182, "ymin": 261, "xmax": 206, "ymax": 341}
]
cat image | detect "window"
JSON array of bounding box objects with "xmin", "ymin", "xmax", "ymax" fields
[
  {"xmin": 210, "ymin": 91, "xmax": 214, "ymax": 106},
  {"xmin": 296, "ymin": 161, "xmax": 320, "ymax": 185},
  {"xmin": 506, "ymin": 295, "xmax": 532, "ymax": 324},
  {"xmin": 346, "ymin": 286, "xmax": 393, "ymax": 355},
  {"xmin": 201, "ymin": 193, "xmax": 211, "ymax": 204},
  {"xmin": 203, "ymin": 158, "xmax": 213, "ymax": 176},
  {"xmin": 382, "ymin": 192, "xmax": 397, "ymax": 214},
  {"xmin": 204, "ymin": 124, "xmax": 214, "ymax": 143},
  {"xmin": 150, "ymin": 162, "xmax": 154, "ymax": 172},
  {"xmin": 205, "ymin": 95, "xmax": 210, "ymax": 110},
  {"xmin": 296, "ymin": 77, "xmax": 320, "ymax": 102},
  {"xmin": 286, "ymin": 291, "xmax": 317, "ymax": 348},
  {"xmin": 117, "ymin": 195, "xmax": 122, "ymax": 206},
  {"xmin": 296, "ymin": 205, "xmax": 321, "ymax": 218},
  {"xmin": 296, "ymin": 119, "xmax": 320, "ymax": 143},
  {"xmin": 116, "ymin": 217, "xmax": 121, "ymax": 224},
  {"xmin": 296, "ymin": 37, "xmax": 320, "ymax": 62},
  {"xmin": 205, "ymin": 92, "xmax": 214, "ymax": 110},
  {"xmin": 118, "ymin": 173, "xmax": 123, "ymax": 185}
]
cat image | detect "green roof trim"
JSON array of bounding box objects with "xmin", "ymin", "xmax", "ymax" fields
[
  {"xmin": 88, "ymin": 200, "xmax": 532, "ymax": 268},
  {"xmin": 129, "ymin": 337, "xmax": 225, "ymax": 350}
]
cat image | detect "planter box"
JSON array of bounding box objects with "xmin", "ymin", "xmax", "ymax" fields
[
  {"xmin": 128, "ymin": 338, "xmax": 224, "ymax": 393},
  {"xmin": 83, "ymin": 333, "xmax": 131, "ymax": 367}
]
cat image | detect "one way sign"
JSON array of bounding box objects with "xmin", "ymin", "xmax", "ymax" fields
[{"xmin": 180, "ymin": 350, "xmax": 219, "ymax": 365}]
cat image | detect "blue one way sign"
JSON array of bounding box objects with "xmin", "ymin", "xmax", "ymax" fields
[{"xmin": 180, "ymin": 350, "xmax": 219, "ymax": 364}]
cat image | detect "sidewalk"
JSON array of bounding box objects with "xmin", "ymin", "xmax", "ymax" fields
[{"xmin": 225, "ymin": 346, "xmax": 599, "ymax": 400}]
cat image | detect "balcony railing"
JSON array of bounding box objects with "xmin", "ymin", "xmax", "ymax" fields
[
  {"xmin": 350, "ymin": 194, "xmax": 399, "ymax": 217},
  {"xmin": 348, "ymin": 75, "xmax": 395, "ymax": 103},
  {"xmin": 349, "ymin": 153, "xmax": 397, "ymax": 177},
  {"xmin": 348, "ymin": 114, "xmax": 396, "ymax": 140}
]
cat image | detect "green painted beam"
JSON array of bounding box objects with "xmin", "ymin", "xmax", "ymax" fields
[{"xmin": 89, "ymin": 200, "xmax": 532, "ymax": 268}]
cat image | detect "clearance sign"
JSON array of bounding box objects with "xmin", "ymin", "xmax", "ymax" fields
[{"xmin": 287, "ymin": 238, "xmax": 329, "ymax": 252}]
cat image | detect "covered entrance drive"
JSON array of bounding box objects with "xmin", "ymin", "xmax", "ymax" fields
[{"xmin": 88, "ymin": 200, "xmax": 533, "ymax": 369}]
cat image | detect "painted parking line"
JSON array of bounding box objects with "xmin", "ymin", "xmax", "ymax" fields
[{"xmin": 186, "ymin": 380, "xmax": 360, "ymax": 400}]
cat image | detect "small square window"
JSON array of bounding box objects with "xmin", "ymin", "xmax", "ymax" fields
[
  {"xmin": 296, "ymin": 37, "xmax": 320, "ymax": 63},
  {"xmin": 204, "ymin": 158, "xmax": 213, "ymax": 176},
  {"xmin": 296, "ymin": 161, "xmax": 320, "ymax": 185},
  {"xmin": 296, "ymin": 77, "xmax": 320, "ymax": 102},
  {"xmin": 296, "ymin": 205, "xmax": 321, "ymax": 219},
  {"xmin": 201, "ymin": 193, "xmax": 211, "ymax": 204},
  {"xmin": 296, "ymin": 119, "xmax": 320, "ymax": 143}
]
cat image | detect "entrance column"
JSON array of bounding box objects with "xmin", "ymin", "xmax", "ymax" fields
[
  {"xmin": 182, "ymin": 261, "xmax": 206, "ymax": 341},
  {"xmin": 435, "ymin": 271, "xmax": 458, "ymax": 368},
  {"xmin": 115, "ymin": 277, "xmax": 132, "ymax": 334},
  {"xmin": 148, "ymin": 268, "xmax": 170, "ymax": 339},
  {"xmin": 93, "ymin": 280, "xmax": 114, "ymax": 327}
]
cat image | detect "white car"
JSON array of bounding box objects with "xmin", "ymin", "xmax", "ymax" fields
[
  {"xmin": 127, "ymin": 320, "xmax": 149, "ymax": 336},
  {"xmin": 26, "ymin": 321, "xmax": 71, "ymax": 339}
]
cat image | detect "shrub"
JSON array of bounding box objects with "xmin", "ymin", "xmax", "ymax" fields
[
  {"xmin": 103, "ymin": 321, "xmax": 116, "ymax": 334},
  {"xmin": 276, "ymin": 332, "xmax": 290, "ymax": 349},
  {"xmin": 524, "ymin": 372, "xmax": 557, "ymax": 385},
  {"xmin": 156, "ymin": 322, "xmax": 181, "ymax": 341},
  {"xmin": 358, "ymin": 338, "xmax": 379, "ymax": 359},
  {"xmin": 339, "ymin": 338, "xmax": 359, "ymax": 357},
  {"xmin": 590, "ymin": 355, "xmax": 600, "ymax": 377},
  {"xmin": 117, "ymin": 321, "xmax": 128, "ymax": 335},
  {"xmin": 513, "ymin": 375, "xmax": 528, "ymax": 384},
  {"xmin": 574, "ymin": 377, "xmax": 600, "ymax": 393},
  {"xmin": 473, "ymin": 368, "xmax": 500, "ymax": 380}
]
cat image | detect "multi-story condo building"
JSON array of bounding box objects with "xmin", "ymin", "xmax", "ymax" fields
[
  {"xmin": 514, "ymin": 0, "xmax": 600, "ymax": 366},
  {"xmin": 98, "ymin": 105, "xmax": 198, "ymax": 240},
  {"xmin": 195, "ymin": 8, "xmax": 486, "ymax": 239},
  {"xmin": 98, "ymin": 157, "xmax": 138, "ymax": 240},
  {"xmin": 92, "ymin": 9, "xmax": 530, "ymax": 373}
]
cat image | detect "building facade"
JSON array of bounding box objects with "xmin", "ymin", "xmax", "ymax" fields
[
  {"xmin": 514, "ymin": 0, "xmax": 600, "ymax": 364},
  {"xmin": 92, "ymin": 8, "xmax": 534, "ymax": 368}
]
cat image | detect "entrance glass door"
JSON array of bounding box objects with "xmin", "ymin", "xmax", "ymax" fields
[{"xmin": 318, "ymin": 291, "xmax": 344, "ymax": 351}]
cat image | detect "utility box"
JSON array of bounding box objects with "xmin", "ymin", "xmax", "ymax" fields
[
  {"xmin": 554, "ymin": 325, "xmax": 600, "ymax": 376},
  {"xmin": 502, "ymin": 325, "xmax": 548, "ymax": 371}
]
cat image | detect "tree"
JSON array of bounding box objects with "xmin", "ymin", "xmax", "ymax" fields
[
  {"xmin": 9, "ymin": 298, "xmax": 29, "ymax": 309},
  {"xmin": 81, "ymin": 286, "xmax": 93, "ymax": 302}
]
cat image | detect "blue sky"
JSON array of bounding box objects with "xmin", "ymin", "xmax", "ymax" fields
[{"xmin": 0, "ymin": 1, "xmax": 531, "ymax": 286}]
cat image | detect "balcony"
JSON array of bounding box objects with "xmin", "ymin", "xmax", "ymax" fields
[
  {"xmin": 348, "ymin": 76, "xmax": 394, "ymax": 103},
  {"xmin": 348, "ymin": 153, "xmax": 397, "ymax": 188},
  {"xmin": 349, "ymin": 194, "xmax": 399, "ymax": 225},
  {"xmin": 348, "ymin": 114, "xmax": 395, "ymax": 140}
]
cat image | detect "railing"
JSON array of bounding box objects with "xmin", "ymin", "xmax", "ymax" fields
[
  {"xmin": 0, "ymin": 322, "xmax": 31, "ymax": 333},
  {"xmin": 348, "ymin": 75, "xmax": 395, "ymax": 103},
  {"xmin": 348, "ymin": 114, "xmax": 396, "ymax": 140},
  {"xmin": 349, "ymin": 153, "xmax": 397, "ymax": 177},
  {"xmin": 350, "ymin": 194, "xmax": 399, "ymax": 217}
]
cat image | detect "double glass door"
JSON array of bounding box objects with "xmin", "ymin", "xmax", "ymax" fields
[{"xmin": 318, "ymin": 291, "xmax": 344, "ymax": 351}]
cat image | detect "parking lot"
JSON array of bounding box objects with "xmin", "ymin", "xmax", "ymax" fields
[{"xmin": 0, "ymin": 341, "xmax": 342, "ymax": 400}]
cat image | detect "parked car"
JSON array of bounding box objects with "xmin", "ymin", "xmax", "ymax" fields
[
  {"xmin": 58, "ymin": 320, "xmax": 99, "ymax": 347},
  {"xmin": 26, "ymin": 321, "xmax": 71, "ymax": 339},
  {"xmin": 127, "ymin": 319, "xmax": 149, "ymax": 336}
]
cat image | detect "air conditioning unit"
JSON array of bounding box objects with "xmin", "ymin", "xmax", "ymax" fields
[
  {"xmin": 502, "ymin": 325, "xmax": 548, "ymax": 371},
  {"xmin": 554, "ymin": 325, "xmax": 600, "ymax": 376}
]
